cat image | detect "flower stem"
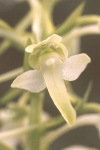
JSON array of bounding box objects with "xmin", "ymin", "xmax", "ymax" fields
[
  {"xmin": 41, "ymin": 114, "xmax": 100, "ymax": 150},
  {"xmin": 26, "ymin": 93, "xmax": 44, "ymax": 150},
  {"xmin": 0, "ymin": 10, "xmax": 33, "ymax": 55},
  {"xmin": 0, "ymin": 67, "xmax": 23, "ymax": 83},
  {"xmin": 76, "ymin": 15, "xmax": 100, "ymax": 26},
  {"xmin": 63, "ymin": 24, "xmax": 100, "ymax": 44},
  {"xmin": 0, "ymin": 28, "xmax": 25, "ymax": 48},
  {"xmin": 0, "ymin": 89, "xmax": 22, "ymax": 105}
]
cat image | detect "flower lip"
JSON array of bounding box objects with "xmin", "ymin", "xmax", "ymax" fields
[{"xmin": 38, "ymin": 52, "xmax": 76, "ymax": 126}]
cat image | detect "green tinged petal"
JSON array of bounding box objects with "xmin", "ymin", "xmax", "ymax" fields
[
  {"xmin": 39, "ymin": 52, "xmax": 76, "ymax": 126},
  {"xmin": 25, "ymin": 34, "xmax": 62, "ymax": 53}
]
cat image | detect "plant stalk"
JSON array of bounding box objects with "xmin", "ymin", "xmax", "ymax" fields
[{"xmin": 26, "ymin": 93, "xmax": 44, "ymax": 150}]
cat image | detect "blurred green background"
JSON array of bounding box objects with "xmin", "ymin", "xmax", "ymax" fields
[{"xmin": 0, "ymin": 0, "xmax": 100, "ymax": 149}]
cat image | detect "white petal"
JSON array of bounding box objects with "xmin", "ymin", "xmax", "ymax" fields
[
  {"xmin": 11, "ymin": 70, "xmax": 46, "ymax": 93},
  {"xmin": 39, "ymin": 52, "xmax": 76, "ymax": 126},
  {"xmin": 63, "ymin": 53, "xmax": 91, "ymax": 81}
]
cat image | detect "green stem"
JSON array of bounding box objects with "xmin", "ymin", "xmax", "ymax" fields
[
  {"xmin": 41, "ymin": 113, "xmax": 100, "ymax": 150},
  {"xmin": 0, "ymin": 116, "xmax": 63, "ymax": 140},
  {"xmin": 23, "ymin": 51, "xmax": 31, "ymax": 71},
  {"xmin": 0, "ymin": 100, "xmax": 99, "ymax": 139},
  {"xmin": 0, "ymin": 125, "xmax": 38, "ymax": 140},
  {"xmin": 0, "ymin": 40, "xmax": 10, "ymax": 55},
  {"xmin": 0, "ymin": 89, "xmax": 22, "ymax": 105},
  {"xmin": 77, "ymin": 102, "xmax": 100, "ymax": 115},
  {"xmin": 26, "ymin": 93, "xmax": 44, "ymax": 150},
  {"xmin": 76, "ymin": 15, "xmax": 100, "ymax": 26},
  {"xmin": 30, "ymin": 93, "xmax": 44, "ymax": 123},
  {"xmin": 63, "ymin": 24, "xmax": 100, "ymax": 44},
  {"xmin": 41, "ymin": 5, "xmax": 55, "ymax": 39},
  {"xmin": 0, "ymin": 10, "xmax": 33, "ymax": 55},
  {"xmin": 0, "ymin": 28, "xmax": 25, "ymax": 49},
  {"xmin": 16, "ymin": 9, "xmax": 33, "ymax": 32},
  {"xmin": 56, "ymin": 2, "xmax": 85, "ymax": 36},
  {"xmin": 0, "ymin": 142, "xmax": 16, "ymax": 150},
  {"xmin": 0, "ymin": 67, "xmax": 23, "ymax": 83}
]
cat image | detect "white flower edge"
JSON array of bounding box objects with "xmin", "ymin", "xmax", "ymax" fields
[
  {"xmin": 11, "ymin": 70, "xmax": 46, "ymax": 93},
  {"xmin": 63, "ymin": 53, "xmax": 91, "ymax": 81}
]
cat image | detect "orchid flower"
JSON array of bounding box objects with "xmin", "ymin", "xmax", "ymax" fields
[{"xmin": 11, "ymin": 34, "xmax": 91, "ymax": 126}]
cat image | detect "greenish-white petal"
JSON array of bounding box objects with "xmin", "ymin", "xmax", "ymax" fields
[
  {"xmin": 25, "ymin": 34, "xmax": 62, "ymax": 53},
  {"xmin": 63, "ymin": 53, "xmax": 91, "ymax": 81},
  {"xmin": 11, "ymin": 70, "xmax": 46, "ymax": 93},
  {"xmin": 39, "ymin": 52, "xmax": 76, "ymax": 126}
]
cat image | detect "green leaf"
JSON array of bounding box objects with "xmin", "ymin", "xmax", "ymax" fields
[
  {"xmin": 0, "ymin": 28, "xmax": 25, "ymax": 48},
  {"xmin": 0, "ymin": 67, "xmax": 23, "ymax": 83},
  {"xmin": 0, "ymin": 19, "xmax": 12, "ymax": 30},
  {"xmin": 41, "ymin": 0, "xmax": 61, "ymax": 11},
  {"xmin": 41, "ymin": 116, "xmax": 64, "ymax": 135},
  {"xmin": 0, "ymin": 20, "xmax": 25, "ymax": 48},
  {"xmin": 9, "ymin": 105, "xmax": 28, "ymax": 121},
  {"xmin": 56, "ymin": 1, "xmax": 85, "ymax": 36},
  {"xmin": 77, "ymin": 102, "xmax": 100, "ymax": 115},
  {"xmin": 0, "ymin": 10, "xmax": 33, "ymax": 55},
  {"xmin": 0, "ymin": 89, "xmax": 22, "ymax": 105},
  {"xmin": 76, "ymin": 15, "xmax": 100, "ymax": 26},
  {"xmin": 0, "ymin": 40, "xmax": 10, "ymax": 55},
  {"xmin": 0, "ymin": 142, "xmax": 16, "ymax": 150}
]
